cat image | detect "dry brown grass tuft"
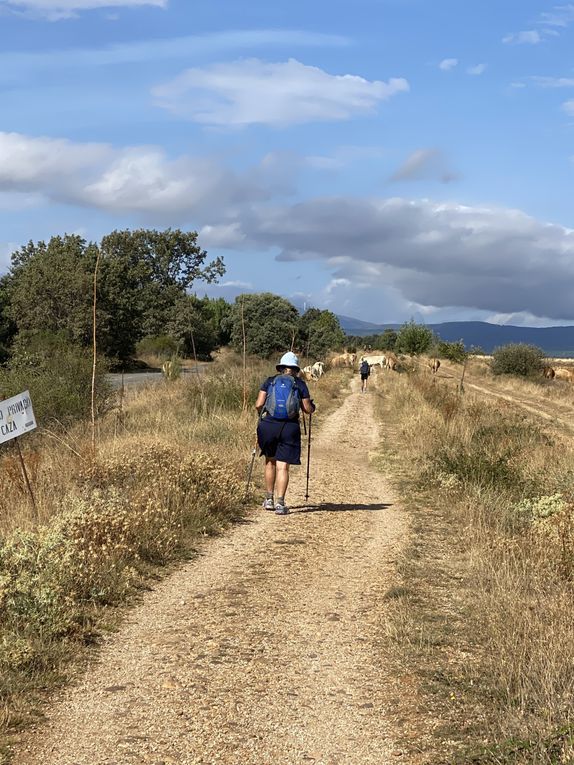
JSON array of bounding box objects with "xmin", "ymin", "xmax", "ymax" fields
[{"xmin": 374, "ymin": 370, "xmax": 574, "ymax": 764}]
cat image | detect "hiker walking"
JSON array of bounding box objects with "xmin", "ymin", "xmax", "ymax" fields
[
  {"xmin": 359, "ymin": 358, "xmax": 371, "ymax": 393},
  {"xmin": 255, "ymin": 352, "xmax": 315, "ymax": 515}
]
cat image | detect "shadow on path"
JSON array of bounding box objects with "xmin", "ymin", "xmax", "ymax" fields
[{"xmin": 290, "ymin": 502, "xmax": 392, "ymax": 514}]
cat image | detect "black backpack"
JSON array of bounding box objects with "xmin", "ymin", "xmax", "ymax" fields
[{"xmin": 360, "ymin": 361, "xmax": 370, "ymax": 375}]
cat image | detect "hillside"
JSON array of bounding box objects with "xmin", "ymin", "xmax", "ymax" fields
[{"xmin": 338, "ymin": 316, "xmax": 574, "ymax": 356}]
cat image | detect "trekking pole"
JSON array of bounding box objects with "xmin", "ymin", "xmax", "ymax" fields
[
  {"xmin": 302, "ymin": 412, "xmax": 307, "ymax": 435},
  {"xmin": 245, "ymin": 408, "xmax": 263, "ymax": 500},
  {"xmin": 305, "ymin": 412, "xmax": 313, "ymax": 501},
  {"xmin": 245, "ymin": 433, "xmax": 258, "ymax": 500}
]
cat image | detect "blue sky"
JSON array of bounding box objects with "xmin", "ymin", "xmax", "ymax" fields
[{"xmin": 1, "ymin": 0, "xmax": 573, "ymax": 325}]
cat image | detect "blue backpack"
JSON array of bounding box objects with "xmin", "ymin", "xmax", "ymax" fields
[{"xmin": 264, "ymin": 375, "xmax": 301, "ymax": 420}]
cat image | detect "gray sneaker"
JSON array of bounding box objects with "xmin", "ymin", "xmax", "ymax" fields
[
  {"xmin": 275, "ymin": 503, "xmax": 289, "ymax": 515},
  {"xmin": 262, "ymin": 498, "xmax": 275, "ymax": 511}
]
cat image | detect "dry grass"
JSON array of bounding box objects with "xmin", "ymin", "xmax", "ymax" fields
[
  {"xmin": 0, "ymin": 352, "xmax": 349, "ymax": 747},
  {"xmin": 374, "ymin": 369, "xmax": 574, "ymax": 764}
]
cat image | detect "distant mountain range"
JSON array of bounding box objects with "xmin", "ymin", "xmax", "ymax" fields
[{"xmin": 337, "ymin": 315, "xmax": 574, "ymax": 357}]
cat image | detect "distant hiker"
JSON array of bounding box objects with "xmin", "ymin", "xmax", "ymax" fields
[
  {"xmin": 255, "ymin": 352, "xmax": 315, "ymax": 515},
  {"xmin": 360, "ymin": 358, "xmax": 371, "ymax": 393}
]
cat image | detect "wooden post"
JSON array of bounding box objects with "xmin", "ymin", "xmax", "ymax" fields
[
  {"xmin": 190, "ymin": 327, "xmax": 201, "ymax": 378},
  {"xmin": 241, "ymin": 297, "xmax": 248, "ymax": 412},
  {"xmin": 91, "ymin": 248, "xmax": 101, "ymax": 457},
  {"xmin": 15, "ymin": 438, "xmax": 37, "ymax": 518},
  {"xmin": 459, "ymin": 356, "xmax": 468, "ymax": 394}
]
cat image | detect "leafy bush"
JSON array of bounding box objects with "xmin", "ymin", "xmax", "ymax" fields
[
  {"xmin": 491, "ymin": 343, "xmax": 545, "ymax": 377},
  {"xmin": 136, "ymin": 334, "xmax": 179, "ymax": 360},
  {"xmin": 396, "ymin": 320, "xmax": 435, "ymax": 355},
  {"xmin": 0, "ymin": 446, "xmax": 242, "ymax": 675},
  {"xmin": 436, "ymin": 339, "xmax": 467, "ymax": 363},
  {"xmin": 228, "ymin": 293, "xmax": 299, "ymax": 358},
  {"xmin": 0, "ymin": 332, "xmax": 113, "ymax": 427}
]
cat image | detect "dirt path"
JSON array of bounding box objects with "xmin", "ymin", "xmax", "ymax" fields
[
  {"xmin": 439, "ymin": 362, "xmax": 574, "ymax": 434},
  {"xmin": 13, "ymin": 380, "xmax": 408, "ymax": 765}
]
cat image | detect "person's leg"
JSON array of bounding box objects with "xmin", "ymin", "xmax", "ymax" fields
[
  {"xmin": 275, "ymin": 461, "xmax": 290, "ymax": 512},
  {"xmin": 265, "ymin": 458, "xmax": 277, "ymax": 492}
]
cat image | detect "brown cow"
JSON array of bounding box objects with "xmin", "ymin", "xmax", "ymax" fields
[
  {"xmin": 385, "ymin": 352, "xmax": 399, "ymax": 371},
  {"xmin": 554, "ymin": 368, "xmax": 573, "ymax": 382},
  {"xmin": 430, "ymin": 358, "xmax": 441, "ymax": 374},
  {"xmin": 329, "ymin": 351, "xmax": 355, "ymax": 368},
  {"xmin": 543, "ymin": 366, "xmax": 555, "ymax": 379}
]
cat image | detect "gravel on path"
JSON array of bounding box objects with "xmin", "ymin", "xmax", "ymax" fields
[{"xmin": 14, "ymin": 379, "xmax": 408, "ymax": 765}]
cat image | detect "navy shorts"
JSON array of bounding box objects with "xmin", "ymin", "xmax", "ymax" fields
[{"xmin": 257, "ymin": 417, "xmax": 302, "ymax": 465}]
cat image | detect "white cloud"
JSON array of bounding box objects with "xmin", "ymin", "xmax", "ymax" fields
[
  {"xmin": 530, "ymin": 76, "xmax": 574, "ymax": 88},
  {"xmin": 152, "ymin": 58, "xmax": 409, "ymax": 127},
  {"xmin": 562, "ymin": 99, "xmax": 574, "ymax": 116},
  {"xmin": 0, "ymin": 0, "xmax": 166, "ymax": 20},
  {"xmin": 391, "ymin": 148, "xmax": 458, "ymax": 183},
  {"xmin": 502, "ymin": 30, "xmax": 542, "ymax": 45},
  {"xmin": 539, "ymin": 3, "xmax": 574, "ymax": 28},
  {"xmin": 504, "ymin": 5, "xmax": 574, "ymax": 46},
  {"xmin": 0, "ymin": 131, "xmax": 273, "ymax": 221},
  {"xmin": 198, "ymin": 223, "xmax": 247, "ymax": 249},
  {"xmin": 439, "ymin": 58, "xmax": 458, "ymax": 71},
  {"xmin": 467, "ymin": 63, "xmax": 487, "ymax": 76}
]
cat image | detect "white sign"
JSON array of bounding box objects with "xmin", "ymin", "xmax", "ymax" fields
[{"xmin": 0, "ymin": 390, "xmax": 37, "ymax": 445}]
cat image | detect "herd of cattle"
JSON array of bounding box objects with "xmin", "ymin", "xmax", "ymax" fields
[
  {"xmin": 543, "ymin": 366, "xmax": 574, "ymax": 382},
  {"xmin": 300, "ymin": 351, "xmax": 442, "ymax": 381},
  {"xmin": 301, "ymin": 354, "xmax": 574, "ymax": 384}
]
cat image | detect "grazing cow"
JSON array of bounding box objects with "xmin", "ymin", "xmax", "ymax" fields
[
  {"xmin": 311, "ymin": 361, "xmax": 325, "ymax": 378},
  {"xmin": 554, "ymin": 368, "xmax": 573, "ymax": 382},
  {"xmin": 430, "ymin": 358, "xmax": 441, "ymax": 374},
  {"xmin": 385, "ymin": 352, "xmax": 399, "ymax": 371},
  {"xmin": 329, "ymin": 352, "xmax": 355, "ymax": 368},
  {"xmin": 543, "ymin": 366, "xmax": 555, "ymax": 380},
  {"xmin": 360, "ymin": 354, "xmax": 386, "ymax": 369},
  {"xmin": 302, "ymin": 365, "xmax": 318, "ymax": 382}
]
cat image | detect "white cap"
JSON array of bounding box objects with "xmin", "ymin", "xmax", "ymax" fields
[{"xmin": 276, "ymin": 351, "xmax": 300, "ymax": 371}]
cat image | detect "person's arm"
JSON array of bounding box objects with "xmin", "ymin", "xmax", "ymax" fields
[
  {"xmin": 255, "ymin": 390, "xmax": 267, "ymax": 414},
  {"xmin": 301, "ymin": 397, "xmax": 315, "ymax": 415},
  {"xmin": 298, "ymin": 379, "xmax": 316, "ymax": 415}
]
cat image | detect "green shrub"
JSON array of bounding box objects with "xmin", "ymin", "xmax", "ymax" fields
[
  {"xmin": 136, "ymin": 334, "xmax": 179, "ymax": 360},
  {"xmin": 491, "ymin": 343, "xmax": 545, "ymax": 377},
  {"xmin": 0, "ymin": 332, "xmax": 113, "ymax": 427},
  {"xmin": 436, "ymin": 339, "xmax": 468, "ymax": 363},
  {"xmin": 396, "ymin": 320, "xmax": 435, "ymax": 355}
]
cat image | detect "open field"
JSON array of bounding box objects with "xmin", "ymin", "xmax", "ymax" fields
[{"xmin": 368, "ymin": 361, "xmax": 574, "ymax": 763}]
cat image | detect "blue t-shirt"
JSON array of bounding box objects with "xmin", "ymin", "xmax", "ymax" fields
[{"xmin": 260, "ymin": 375, "xmax": 310, "ymax": 421}]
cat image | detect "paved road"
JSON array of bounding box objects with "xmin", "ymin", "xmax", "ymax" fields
[{"xmin": 107, "ymin": 366, "xmax": 205, "ymax": 389}]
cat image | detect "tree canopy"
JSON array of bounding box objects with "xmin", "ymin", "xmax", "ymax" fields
[
  {"xmin": 395, "ymin": 320, "xmax": 435, "ymax": 355},
  {"xmin": 228, "ymin": 293, "xmax": 300, "ymax": 358},
  {"xmin": 2, "ymin": 228, "xmax": 224, "ymax": 363}
]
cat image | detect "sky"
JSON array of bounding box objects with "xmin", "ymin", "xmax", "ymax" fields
[{"xmin": 0, "ymin": 0, "xmax": 573, "ymax": 326}]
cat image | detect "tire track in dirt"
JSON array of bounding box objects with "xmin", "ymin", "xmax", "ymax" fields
[
  {"xmin": 13, "ymin": 380, "xmax": 408, "ymax": 765},
  {"xmin": 439, "ymin": 362, "xmax": 574, "ymax": 435}
]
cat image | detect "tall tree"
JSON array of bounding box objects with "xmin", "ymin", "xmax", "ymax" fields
[
  {"xmin": 395, "ymin": 320, "xmax": 435, "ymax": 355},
  {"xmin": 228, "ymin": 293, "xmax": 299, "ymax": 358},
  {"xmin": 7, "ymin": 235, "xmax": 98, "ymax": 346},
  {"xmin": 298, "ymin": 308, "xmax": 345, "ymax": 358},
  {"xmin": 5, "ymin": 229, "xmax": 224, "ymax": 362},
  {"xmin": 99, "ymin": 229, "xmax": 224, "ymax": 359}
]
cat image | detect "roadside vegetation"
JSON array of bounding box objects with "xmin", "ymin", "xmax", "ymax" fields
[
  {"xmin": 0, "ymin": 346, "xmax": 348, "ymax": 754},
  {"xmin": 375, "ymin": 366, "xmax": 574, "ymax": 764}
]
